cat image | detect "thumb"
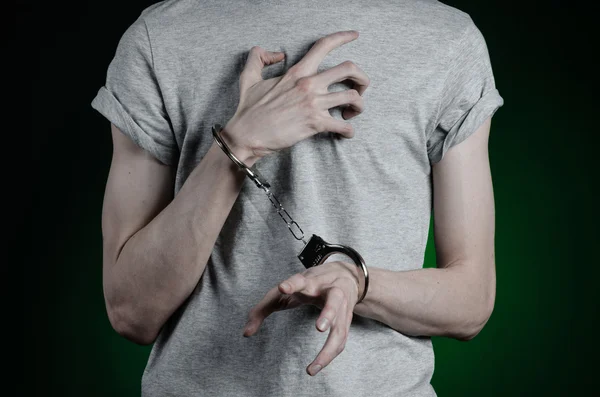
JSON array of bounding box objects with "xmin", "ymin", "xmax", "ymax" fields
[{"xmin": 240, "ymin": 46, "xmax": 285, "ymax": 90}]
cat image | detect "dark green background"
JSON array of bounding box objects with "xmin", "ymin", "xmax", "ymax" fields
[{"xmin": 17, "ymin": 0, "xmax": 596, "ymax": 395}]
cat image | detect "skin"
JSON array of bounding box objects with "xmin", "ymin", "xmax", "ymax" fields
[
  {"xmin": 244, "ymin": 117, "xmax": 496, "ymax": 376},
  {"xmin": 101, "ymin": 30, "xmax": 495, "ymax": 377},
  {"xmin": 102, "ymin": 31, "xmax": 368, "ymax": 345}
]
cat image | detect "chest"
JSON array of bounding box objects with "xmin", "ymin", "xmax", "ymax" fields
[{"xmin": 158, "ymin": 8, "xmax": 445, "ymax": 189}]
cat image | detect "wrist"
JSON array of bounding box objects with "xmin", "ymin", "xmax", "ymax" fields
[
  {"xmin": 219, "ymin": 124, "xmax": 261, "ymax": 167},
  {"xmin": 340, "ymin": 261, "xmax": 363, "ymax": 303}
]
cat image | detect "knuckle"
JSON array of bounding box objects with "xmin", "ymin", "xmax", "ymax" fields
[
  {"xmin": 311, "ymin": 120, "xmax": 323, "ymax": 133},
  {"xmin": 343, "ymin": 60, "xmax": 357, "ymax": 71},
  {"xmin": 296, "ymin": 273, "xmax": 307, "ymax": 283},
  {"xmin": 303, "ymin": 267, "xmax": 316, "ymax": 277},
  {"xmin": 310, "ymin": 281, "xmax": 324, "ymax": 296},
  {"xmin": 300, "ymin": 277, "xmax": 314, "ymax": 294},
  {"xmin": 249, "ymin": 45, "xmax": 262, "ymax": 54},
  {"xmin": 296, "ymin": 77, "xmax": 314, "ymax": 93},
  {"xmin": 345, "ymin": 123, "xmax": 354, "ymax": 136},
  {"xmin": 285, "ymin": 66, "xmax": 300, "ymax": 80},
  {"xmin": 347, "ymin": 89, "xmax": 359, "ymax": 100},
  {"xmin": 330, "ymin": 286, "xmax": 345, "ymax": 300},
  {"xmin": 357, "ymin": 94, "xmax": 365, "ymax": 106}
]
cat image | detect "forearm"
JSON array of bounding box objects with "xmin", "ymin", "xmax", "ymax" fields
[
  {"xmin": 353, "ymin": 262, "xmax": 495, "ymax": 340},
  {"xmin": 106, "ymin": 131, "xmax": 257, "ymax": 344},
  {"xmin": 350, "ymin": 119, "xmax": 497, "ymax": 341}
]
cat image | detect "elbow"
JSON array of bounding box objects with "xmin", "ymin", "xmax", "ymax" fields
[
  {"xmin": 455, "ymin": 293, "xmax": 496, "ymax": 341},
  {"xmin": 455, "ymin": 312, "xmax": 491, "ymax": 341},
  {"xmin": 103, "ymin": 269, "xmax": 162, "ymax": 345},
  {"xmin": 106, "ymin": 300, "xmax": 160, "ymax": 346}
]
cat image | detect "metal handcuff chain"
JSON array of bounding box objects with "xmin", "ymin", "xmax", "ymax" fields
[{"xmin": 212, "ymin": 123, "xmax": 369, "ymax": 304}]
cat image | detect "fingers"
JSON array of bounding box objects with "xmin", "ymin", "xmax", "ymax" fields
[
  {"xmin": 307, "ymin": 294, "xmax": 351, "ymax": 376},
  {"xmin": 291, "ymin": 30, "xmax": 359, "ymax": 76},
  {"xmin": 312, "ymin": 60, "xmax": 370, "ymax": 96},
  {"xmin": 243, "ymin": 286, "xmax": 284, "ymax": 337},
  {"xmin": 318, "ymin": 89, "xmax": 365, "ymax": 120},
  {"xmin": 245, "ymin": 273, "xmax": 329, "ymax": 337},
  {"xmin": 240, "ymin": 46, "xmax": 286, "ymax": 92},
  {"xmin": 306, "ymin": 60, "xmax": 370, "ymax": 134},
  {"xmin": 315, "ymin": 287, "xmax": 345, "ymax": 333},
  {"xmin": 279, "ymin": 273, "xmax": 320, "ymax": 297},
  {"xmin": 317, "ymin": 116, "xmax": 355, "ymax": 138}
]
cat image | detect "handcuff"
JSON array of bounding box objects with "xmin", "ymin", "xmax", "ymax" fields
[{"xmin": 212, "ymin": 123, "xmax": 369, "ymax": 304}]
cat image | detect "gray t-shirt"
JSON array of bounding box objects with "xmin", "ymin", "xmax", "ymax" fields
[{"xmin": 90, "ymin": 0, "xmax": 503, "ymax": 395}]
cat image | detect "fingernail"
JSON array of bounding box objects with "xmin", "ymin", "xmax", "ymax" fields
[
  {"xmin": 280, "ymin": 282, "xmax": 291, "ymax": 292},
  {"xmin": 317, "ymin": 318, "xmax": 329, "ymax": 331},
  {"xmin": 310, "ymin": 364, "xmax": 322, "ymax": 376}
]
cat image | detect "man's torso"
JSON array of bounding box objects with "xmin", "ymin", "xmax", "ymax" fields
[{"xmin": 139, "ymin": 1, "xmax": 472, "ymax": 395}]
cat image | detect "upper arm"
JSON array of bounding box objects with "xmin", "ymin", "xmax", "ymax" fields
[
  {"xmin": 102, "ymin": 123, "xmax": 175, "ymax": 269},
  {"xmin": 425, "ymin": 18, "xmax": 502, "ymax": 334},
  {"xmin": 427, "ymin": 17, "xmax": 501, "ymax": 275},
  {"xmin": 431, "ymin": 116, "xmax": 495, "ymax": 282}
]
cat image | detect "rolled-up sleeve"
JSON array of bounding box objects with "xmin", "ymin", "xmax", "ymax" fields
[
  {"xmin": 91, "ymin": 14, "xmax": 178, "ymax": 166},
  {"xmin": 427, "ymin": 18, "xmax": 504, "ymax": 164}
]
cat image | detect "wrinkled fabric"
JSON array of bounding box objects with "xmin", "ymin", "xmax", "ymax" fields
[{"xmin": 90, "ymin": 1, "xmax": 503, "ymax": 395}]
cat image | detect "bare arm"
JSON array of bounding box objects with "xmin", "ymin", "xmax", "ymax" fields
[
  {"xmin": 353, "ymin": 117, "xmax": 496, "ymax": 340},
  {"xmin": 102, "ymin": 123, "xmax": 256, "ymax": 345},
  {"xmin": 102, "ymin": 30, "xmax": 370, "ymax": 345}
]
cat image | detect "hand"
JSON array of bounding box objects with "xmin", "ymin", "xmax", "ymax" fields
[
  {"xmin": 222, "ymin": 30, "xmax": 370, "ymax": 162},
  {"xmin": 243, "ymin": 261, "xmax": 361, "ymax": 376}
]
